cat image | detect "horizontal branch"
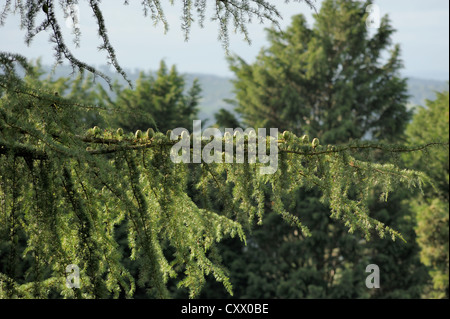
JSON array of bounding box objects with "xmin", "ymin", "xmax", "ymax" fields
[
  {"xmin": 281, "ymin": 142, "xmax": 449, "ymax": 156},
  {"xmin": 2, "ymin": 129, "xmax": 448, "ymax": 161}
]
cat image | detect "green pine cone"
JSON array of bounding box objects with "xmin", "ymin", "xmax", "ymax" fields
[
  {"xmin": 312, "ymin": 138, "xmax": 320, "ymax": 148},
  {"xmin": 146, "ymin": 128, "xmax": 155, "ymax": 139},
  {"xmin": 301, "ymin": 135, "xmax": 309, "ymax": 144},
  {"xmin": 93, "ymin": 126, "xmax": 102, "ymax": 137}
]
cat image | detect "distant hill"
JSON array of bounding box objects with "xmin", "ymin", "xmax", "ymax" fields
[
  {"xmin": 42, "ymin": 64, "xmax": 235, "ymax": 125},
  {"xmin": 42, "ymin": 65, "xmax": 448, "ymax": 124},
  {"xmin": 406, "ymin": 77, "xmax": 449, "ymax": 108},
  {"xmin": 183, "ymin": 73, "xmax": 235, "ymax": 125}
]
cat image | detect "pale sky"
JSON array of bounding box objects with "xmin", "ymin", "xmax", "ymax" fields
[{"xmin": 0, "ymin": 0, "xmax": 449, "ymax": 80}]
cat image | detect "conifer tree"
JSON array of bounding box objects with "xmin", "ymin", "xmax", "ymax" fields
[
  {"xmin": 404, "ymin": 90, "xmax": 449, "ymax": 299},
  {"xmin": 0, "ymin": 1, "xmax": 447, "ymax": 299},
  {"xmin": 229, "ymin": 0, "xmax": 410, "ymax": 144},
  {"xmin": 108, "ymin": 61, "xmax": 201, "ymax": 134},
  {"xmin": 211, "ymin": 0, "xmax": 431, "ymax": 298},
  {"xmin": 23, "ymin": 61, "xmax": 107, "ymax": 129}
]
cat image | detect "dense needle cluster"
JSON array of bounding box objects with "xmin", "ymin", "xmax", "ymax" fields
[
  {"xmin": 0, "ymin": 56, "xmax": 440, "ymax": 298},
  {"xmin": 0, "ymin": 0, "xmax": 447, "ymax": 299}
]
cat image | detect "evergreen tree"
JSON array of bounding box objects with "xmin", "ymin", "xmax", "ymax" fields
[
  {"xmin": 211, "ymin": 0, "xmax": 429, "ymax": 299},
  {"xmin": 0, "ymin": 0, "xmax": 446, "ymax": 299},
  {"xmin": 214, "ymin": 108, "xmax": 241, "ymax": 131},
  {"xmin": 404, "ymin": 90, "xmax": 449, "ymax": 298},
  {"xmin": 0, "ymin": 54, "xmax": 434, "ymax": 298},
  {"xmin": 108, "ymin": 61, "xmax": 201, "ymax": 134},
  {"xmin": 229, "ymin": 0, "xmax": 410, "ymax": 144}
]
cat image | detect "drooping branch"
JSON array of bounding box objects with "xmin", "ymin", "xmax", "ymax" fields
[{"xmin": 0, "ymin": 0, "xmax": 317, "ymax": 86}]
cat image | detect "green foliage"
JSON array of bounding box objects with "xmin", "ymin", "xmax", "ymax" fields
[
  {"xmin": 0, "ymin": 0, "xmax": 316, "ymax": 86},
  {"xmin": 207, "ymin": 0, "xmax": 434, "ymax": 299},
  {"xmin": 405, "ymin": 90, "xmax": 449, "ymax": 197},
  {"xmin": 412, "ymin": 199, "xmax": 449, "ymax": 298},
  {"xmin": 0, "ymin": 54, "xmax": 438, "ymax": 298},
  {"xmin": 229, "ymin": 0, "xmax": 410, "ymax": 144},
  {"xmin": 361, "ymin": 190, "xmax": 430, "ymax": 299},
  {"xmin": 404, "ymin": 90, "xmax": 449, "ymax": 298},
  {"xmin": 108, "ymin": 61, "xmax": 201, "ymax": 134},
  {"xmin": 214, "ymin": 108, "xmax": 241, "ymax": 130},
  {"xmin": 1, "ymin": 0, "xmax": 448, "ymax": 299}
]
